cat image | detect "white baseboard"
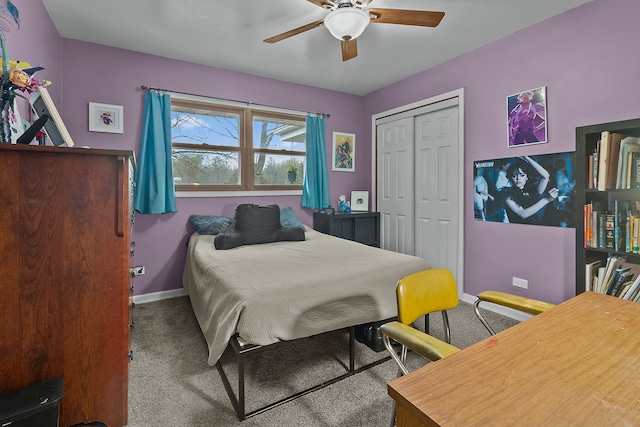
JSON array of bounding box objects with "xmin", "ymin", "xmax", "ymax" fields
[
  {"xmin": 462, "ymin": 293, "xmax": 533, "ymax": 323},
  {"xmin": 133, "ymin": 288, "xmax": 187, "ymax": 305}
]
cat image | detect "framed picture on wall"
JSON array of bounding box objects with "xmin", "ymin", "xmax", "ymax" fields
[
  {"xmin": 332, "ymin": 131, "xmax": 355, "ymax": 172},
  {"xmin": 507, "ymin": 86, "xmax": 547, "ymax": 147},
  {"xmin": 89, "ymin": 102, "xmax": 124, "ymax": 133}
]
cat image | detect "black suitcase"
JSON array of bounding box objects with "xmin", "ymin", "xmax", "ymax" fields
[{"xmin": 354, "ymin": 317, "xmax": 396, "ymax": 352}]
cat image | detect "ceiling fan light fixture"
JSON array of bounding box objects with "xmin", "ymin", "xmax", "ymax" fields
[{"xmin": 324, "ymin": 7, "xmax": 370, "ymax": 41}]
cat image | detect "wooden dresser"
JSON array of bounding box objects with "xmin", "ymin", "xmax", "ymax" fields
[{"xmin": 0, "ymin": 145, "xmax": 135, "ymax": 427}]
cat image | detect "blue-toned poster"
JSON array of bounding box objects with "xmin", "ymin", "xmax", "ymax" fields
[{"xmin": 473, "ymin": 151, "xmax": 575, "ymax": 227}]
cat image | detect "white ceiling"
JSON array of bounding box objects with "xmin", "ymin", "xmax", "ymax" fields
[{"xmin": 42, "ymin": 0, "xmax": 593, "ymax": 96}]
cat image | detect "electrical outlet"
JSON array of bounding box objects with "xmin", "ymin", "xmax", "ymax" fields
[{"xmin": 512, "ymin": 277, "xmax": 528, "ymax": 289}]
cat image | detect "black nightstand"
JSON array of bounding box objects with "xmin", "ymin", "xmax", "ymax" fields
[{"xmin": 313, "ymin": 211, "xmax": 380, "ymax": 247}]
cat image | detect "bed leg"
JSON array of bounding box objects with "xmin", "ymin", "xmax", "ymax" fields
[
  {"xmin": 216, "ymin": 337, "xmax": 249, "ymax": 420},
  {"xmin": 349, "ymin": 326, "xmax": 355, "ymax": 372},
  {"xmin": 238, "ymin": 344, "xmax": 245, "ymax": 419}
]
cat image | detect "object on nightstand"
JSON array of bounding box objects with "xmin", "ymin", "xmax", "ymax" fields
[{"xmin": 338, "ymin": 194, "xmax": 347, "ymax": 212}]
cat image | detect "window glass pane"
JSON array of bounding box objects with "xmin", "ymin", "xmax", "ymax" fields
[
  {"xmin": 172, "ymin": 147, "xmax": 239, "ymax": 185},
  {"xmin": 254, "ymin": 153, "xmax": 305, "ymax": 185},
  {"xmin": 253, "ymin": 116, "xmax": 306, "ymax": 151},
  {"xmin": 172, "ymin": 107, "xmax": 240, "ymax": 147}
]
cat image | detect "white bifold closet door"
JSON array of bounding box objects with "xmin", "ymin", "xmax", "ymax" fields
[{"xmin": 377, "ymin": 100, "xmax": 460, "ymax": 280}]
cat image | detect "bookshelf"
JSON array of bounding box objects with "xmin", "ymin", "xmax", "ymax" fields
[{"xmin": 576, "ymin": 118, "xmax": 640, "ymax": 298}]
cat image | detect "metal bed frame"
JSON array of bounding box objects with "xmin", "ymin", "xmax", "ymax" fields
[{"xmin": 216, "ymin": 326, "xmax": 391, "ymax": 420}]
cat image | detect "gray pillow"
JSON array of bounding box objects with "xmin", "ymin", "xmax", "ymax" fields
[
  {"xmin": 214, "ymin": 203, "xmax": 305, "ymax": 250},
  {"xmin": 189, "ymin": 215, "xmax": 233, "ymax": 235},
  {"xmin": 232, "ymin": 203, "xmax": 281, "ymax": 244}
]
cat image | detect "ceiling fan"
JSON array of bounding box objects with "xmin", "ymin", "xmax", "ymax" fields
[{"xmin": 264, "ymin": 0, "xmax": 445, "ymax": 61}]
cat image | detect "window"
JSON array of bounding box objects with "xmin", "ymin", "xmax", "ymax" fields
[{"xmin": 171, "ymin": 98, "xmax": 306, "ymax": 192}]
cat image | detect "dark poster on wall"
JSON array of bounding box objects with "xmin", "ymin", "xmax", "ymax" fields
[{"xmin": 473, "ymin": 151, "xmax": 576, "ymax": 227}]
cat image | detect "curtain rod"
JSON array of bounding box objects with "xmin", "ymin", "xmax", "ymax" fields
[{"xmin": 140, "ymin": 85, "xmax": 330, "ymax": 118}]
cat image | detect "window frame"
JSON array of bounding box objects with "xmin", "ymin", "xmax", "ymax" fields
[{"xmin": 171, "ymin": 97, "xmax": 307, "ymax": 193}]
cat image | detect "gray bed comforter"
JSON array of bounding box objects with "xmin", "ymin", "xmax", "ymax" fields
[{"xmin": 182, "ymin": 226, "xmax": 431, "ymax": 365}]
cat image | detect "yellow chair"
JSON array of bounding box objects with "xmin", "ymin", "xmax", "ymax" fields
[
  {"xmin": 380, "ymin": 268, "xmax": 460, "ymax": 375},
  {"xmin": 380, "ymin": 268, "xmax": 461, "ymax": 426},
  {"xmin": 473, "ymin": 290, "xmax": 556, "ymax": 335}
]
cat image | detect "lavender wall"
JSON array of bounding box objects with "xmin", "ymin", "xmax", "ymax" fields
[
  {"xmin": 363, "ymin": 0, "xmax": 640, "ymax": 304},
  {"xmin": 5, "ymin": 1, "xmax": 61, "ymax": 115},
  {"xmin": 56, "ymin": 40, "xmax": 368, "ymax": 295}
]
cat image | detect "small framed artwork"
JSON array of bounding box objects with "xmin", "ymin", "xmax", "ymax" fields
[
  {"xmin": 332, "ymin": 131, "xmax": 355, "ymax": 172},
  {"xmin": 351, "ymin": 191, "xmax": 369, "ymax": 211},
  {"xmin": 506, "ymin": 86, "xmax": 547, "ymax": 147},
  {"xmin": 89, "ymin": 102, "xmax": 124, "ymax": 133}
]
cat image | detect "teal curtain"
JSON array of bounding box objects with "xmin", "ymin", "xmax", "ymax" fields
[
  {"xmin": 134, "ymin": 92, "xmax": 177, "ymax": 214},
  {"xmin": 302, "ymin": 115, "xmax": 330, "ymax": 209}
]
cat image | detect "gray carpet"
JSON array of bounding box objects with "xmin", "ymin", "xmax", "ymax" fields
[{"xmin": 127, "ymin": 296, "xmax": 518, "ymax": 427}]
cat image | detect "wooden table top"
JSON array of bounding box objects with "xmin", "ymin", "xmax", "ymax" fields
[{"xmin": 388, "ymin": 292, "xmax": 640, "ymax": 426}]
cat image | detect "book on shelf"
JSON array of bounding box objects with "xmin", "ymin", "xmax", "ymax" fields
[
  {"xmin": 597, "ymin": 131, "xmax": 611, "ymax": 191},
  {"xmin": 604, "ymin": 213, "xmax": 615, "ymax": 249},
  {"xmin": 605, "ymin": 267, "xmax": 632, "ymax": 296},
  {"xmin": 588, "ymin": 154, "xmax": 594, "ymax": 190},
  {"xmin": 585, "ymin": 260, "xmax": 602, "ymax": 292},
  {"xmin": 606, "ymin": 133, "xmax": 623, "ymax": 190},
  {"xmin": 613, "ymin": 200, "xmax": 629, "ymax": 251},
  {"xmin": 618, "ymin": 137, "xmax": 640, "ymax": 189},
  {"xmin": 617, "ymin": 281, "xmax": 633, "ymax": 298},
  {"xmin": 630, "ymin": 151, "xmax": 640, "ymax": 189},
  {"xmin": 584, "ymin": 203, "xmax": 593, "ymax": 248},
  {"xmin": 631, "ymin": 216, "xmax": 640, "ymax": 253},
  {"xmin": 623, "ymin": 275, "xmax": 640, "ymax": 300},
  {"xmin": 596, "ymin": 255, "xmax": 627, "ymax": 294},
  {"xmin": 593, "ymin": 147, "xmax": 599, "ymax": 189},
  {"xmin": 626, "ymin": 210, "xmax": 639, "ymax": 253}
]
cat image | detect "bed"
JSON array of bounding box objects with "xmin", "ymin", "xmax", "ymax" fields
[{"xmin": 182, "ymin": 220, "xmax": 431, "ymax": 419}]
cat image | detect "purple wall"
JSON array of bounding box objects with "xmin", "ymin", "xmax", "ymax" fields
[
  {"xmin": 56, "ymin": 40, "xmax": 368, "ymax": 295},
  {"xmin": 18, "ymin": 0, "xmax": 640, "ymax": 302},
  {"xmin": 363, "ymin": 0, "xmax": 640, "ymax": 304},
  {"xmin": 5, "ymin": 1, "xmax": 61, "ymax": 115}
]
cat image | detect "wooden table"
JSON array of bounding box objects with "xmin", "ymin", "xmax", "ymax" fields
[{"xmin": 388, "ymin": 292, "xmax": 640, "ymax": 426}]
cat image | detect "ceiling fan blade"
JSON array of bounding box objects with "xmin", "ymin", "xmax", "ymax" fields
[
  {"xmin": 264, "ymin": 19, "xmax": 325, "ymax": 43},
  {"xmin": 307, "ymin": 0, "xmax": 334, "ymax": 9},
  {"xmin": 355, "ymin": 0, "xmax": 375, "ymax": 6},
  {"xmin": 341, "ymin": 39, "xmax": 358, "ymax": 61},
  {"xmin": 368, "ymin": 8, "xmax": 445, "ymax": 27}
]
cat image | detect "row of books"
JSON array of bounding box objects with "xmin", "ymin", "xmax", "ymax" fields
[
  {"xmin": 585, "ymin": 255, "xmax": 640, "ymax": 301},
  {"xmin": 583, "ymin": 200, "xmax": 640, "ymax": 252},
  {"xmin": 588, "ymin": 132, "xmax": 640, "ymax": 190}
]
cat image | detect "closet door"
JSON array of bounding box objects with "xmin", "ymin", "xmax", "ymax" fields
[
  {"xmin": 377, "ymin": 116, "xmax": 414, "ymax": 254},
  {"xmin": 414, "ymin": 105, "xmax": 459, "ymax": 276}
]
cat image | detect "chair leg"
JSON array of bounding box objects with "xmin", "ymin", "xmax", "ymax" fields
[
  {"xmin": 441, "ymin": 311, "xmax": 451, "ymax": 344},
  {"xmin": 473, "ymin": 299, "xmax": 496, "ymax": 335}
]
